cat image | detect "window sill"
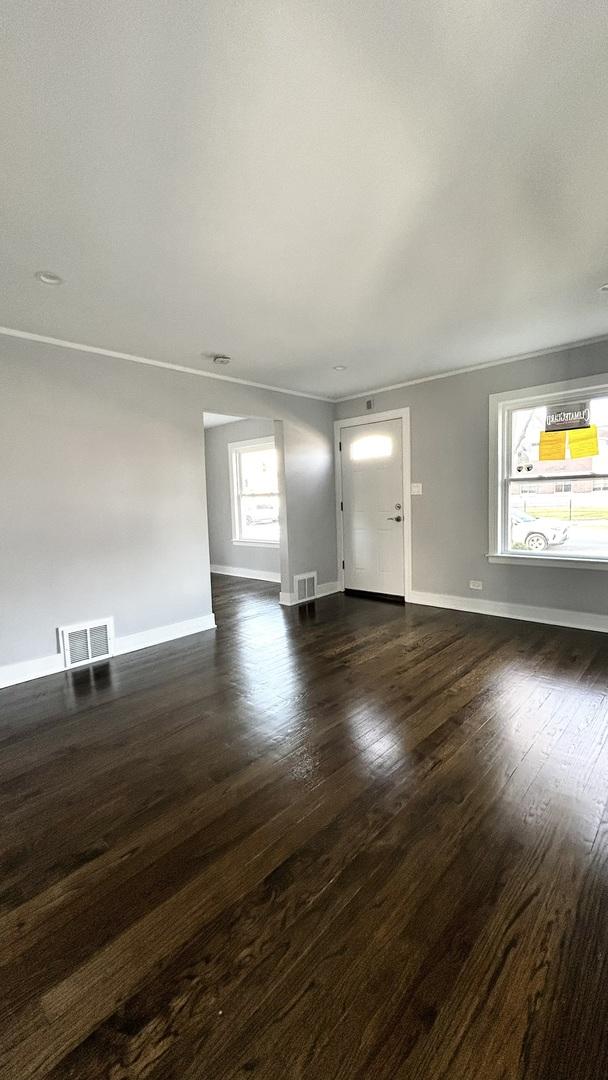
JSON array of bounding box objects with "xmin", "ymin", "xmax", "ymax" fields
[
  {"xmin": 232, "ymin": 539, "xmax": 279, "ymax": 549},
  {"xmin": 487, "ymin": 553, "xmax": 608, "ymax": 571}
]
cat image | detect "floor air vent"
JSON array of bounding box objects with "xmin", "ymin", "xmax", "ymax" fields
[
  {"xmin": 59, "ymin": 618, "xmax": 114, "ymax": 669},
  {"xmin": 294, "ymin": 572, "xmax": 318, "ymax": 604}
]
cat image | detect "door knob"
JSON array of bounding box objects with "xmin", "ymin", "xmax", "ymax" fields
[{"xmin": 387, "ymin": 515, "xmax": 402, "ymax": 522}]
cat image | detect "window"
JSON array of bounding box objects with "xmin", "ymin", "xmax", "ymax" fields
[
  {"xmin": 490, "ymin": 379, "xmax": 608, "ymax": 565},
  {"xmin": 350, "ymin": 433, "xmax": 393, "ymax": 461},
  {"xmin": 229, "ymin": 437, "xmax": 280, "ymax": 545}
]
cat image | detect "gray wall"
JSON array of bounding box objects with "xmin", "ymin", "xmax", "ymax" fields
[
  {"xmin": 9, "ymin": 328, "xmax": 606, "ymax": 674},
  {"xmin": 281, "ymin": 416, "xmax": 337, "ymax": 592},
  {"xmin": 204, "ymin": 417, "xmax": 280, "ymax": 577},
  {"xmin": 337, "ymin": 340, "xmax": 608, "ymax": 617},
  {"xmin": 0, "ymin": 336, "xmax": 337, "ymax": 667}
]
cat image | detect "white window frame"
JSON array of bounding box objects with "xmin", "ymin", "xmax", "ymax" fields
[
  {"xmin": 488, "ymin": 372, "xmax": 608, "ymax": 570},
  {"xmin": 228, "ymin": 436, "xmax": 280, "ymax": 548}
]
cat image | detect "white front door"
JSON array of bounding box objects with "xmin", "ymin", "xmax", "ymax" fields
[{"xmin": 340, "ymin": 418, "xmax": 405, "ymax": 596}]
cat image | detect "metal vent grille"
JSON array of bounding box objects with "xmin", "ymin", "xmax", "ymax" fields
[
  {"xmin": 59, "ymin": 618, "xmax": 114, "ymax": 669},
  {"xmin": 67, "ymin": 628, "xmax": 89, "ymax": 665},
  {"xmin": 89, "ymin": 624, "xmax": 110, "ymax": 658},
  {"xmin": 294, "ymin": 572, "xmax": 318, "ymax": 604}
]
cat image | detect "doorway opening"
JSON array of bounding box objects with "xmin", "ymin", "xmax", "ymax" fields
[{"xmin": 203, "ymin": 412, "xmax": 284, "ymax": 624}]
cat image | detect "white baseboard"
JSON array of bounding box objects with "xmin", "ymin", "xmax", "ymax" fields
[
  {"xmin": 408, "ymin": 590, "xmax": 608, "ymax": 634},
  {"xmin": 0, "ymin": 613, "xmax": 217, "ymax": 691},
  {"xmin": 0, "ymin": 652, "xmax": 65, "ymax": 689},
  {"xmin": 113, "ymin": 613, "xmax": 216, "ymax": 656},
  {"xmin": 280, "ymin": 581, "xmax": 341, "ymax": 606},
  {"xmin": 211, "ymin": 564, "xmax": 281, "ymax": 583},
  {"xmin": 5, "ymin": 586, "xmax": 600, "ymax": 692},
  {"xmin": 318, "ymin": 581, "xmax": 341, "ymax": 599}
]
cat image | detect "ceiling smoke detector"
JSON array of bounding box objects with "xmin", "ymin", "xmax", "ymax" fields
[
  {"xmin": 202, "ymin": 352, "xmax": 231, "ymax": 365},
  {"xmin": 35, "ymin": 270, "xmax": 63, "ymax": 285},
  {"xmin": 333, "ymin": 365, "xmax": 347, "ymax": 371}
]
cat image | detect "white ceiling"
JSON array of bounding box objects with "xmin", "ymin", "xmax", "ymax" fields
[
  {"xmin": 203, "ymin": 412, "xmax": 244, "ymax": 429},
  {"xmin": 3, "ymin": 1, "xmax": 608, "ymax": 400}
]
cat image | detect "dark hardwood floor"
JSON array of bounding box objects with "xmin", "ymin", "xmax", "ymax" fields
[{"xmin": 2, "ymin": 573, "xmax": 608, "ymax": 1078}]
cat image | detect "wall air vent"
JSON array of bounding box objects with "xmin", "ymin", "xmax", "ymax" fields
[
  {"xmin": 59, "ymin": 618, "xmax": 114, "ymax": 669},
  {"xmin": 294, "ymin": 572, "xmax": 318, "ymax": 604}
]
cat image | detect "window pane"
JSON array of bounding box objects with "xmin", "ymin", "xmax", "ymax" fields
[
  {"xmin": 508, "ymin": 479, "xmax": 608, "ymax": 557},
  {"xmin": 240, "ymin": 447, "xmax": 278, "ymax": 495},
  {"xmin": 239, "ymin": 494, "xmax": 280, "ymax": 543},
  {"xmin": 510, "ymin": 396, "xmax": 608, "ymax": 478},
  {"xmin": 350, "ymin": 434, "xmax": 393, "ymax": 461}
]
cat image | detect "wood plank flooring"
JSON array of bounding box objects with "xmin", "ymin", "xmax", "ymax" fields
[{"xmin": 1, "ymin": 573, "xmax": 608, "ymax": 1078}]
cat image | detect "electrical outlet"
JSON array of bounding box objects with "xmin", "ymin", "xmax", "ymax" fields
[{"xmin": 469, "ymin": 580, "xmax": 483, "ymax": 591}]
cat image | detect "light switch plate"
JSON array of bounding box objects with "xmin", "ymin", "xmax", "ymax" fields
[{"xmin": 411, "ymin": 482, "xmax": 423, "ymax": 495}]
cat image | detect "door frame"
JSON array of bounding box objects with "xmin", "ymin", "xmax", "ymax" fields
[{"xmin": 334, "ymin": 408, "xmax": 412, "ymax": 599}]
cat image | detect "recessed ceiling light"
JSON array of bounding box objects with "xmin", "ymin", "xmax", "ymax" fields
[
  {"xmin": 599, "ymin": 283, "xmax": 608, "ymax": 292},
  {"xmin": 35, "ymin": 270, "xmax": 63, "ymax": 285},
  {"xmin": 333, "ymin": 365, "xmax": 347, "ymax": 371}
]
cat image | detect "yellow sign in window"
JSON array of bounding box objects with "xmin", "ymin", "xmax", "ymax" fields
[
  {"xmin": 568, "ymin": 425, "xmax": 599, "ymax": 459},
  {"xmin": 539, "ymin": 430, "xmax": 567, "ymax": 461},
  {"xmin": 539, "ymin": 425, "xmax": 599, "ymax": 460}
]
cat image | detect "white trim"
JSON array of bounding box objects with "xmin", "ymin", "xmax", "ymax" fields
[
  {"xmin": 0, "ymin": 653, "xmax": 65, "ymax": 689},
  {"xmin": 211, "ymin": 564, "xmax": 281, "ymax": 583},
  {"xmin": 334, "ymin": 409, "xmax": 412, "ymax": 599},
  {"xmin": 228, "ymin": 435, "xmax": 280, "ymax": 547},
  {"xmin": 488, "ymin": 390, "xmax": 504, "ymax": 557},
  {"xmin": 229, "ymin": 438, "xmax": 239, "ymax": 543},
  {"xmin": 113, "ymin": 614, "xmax": 216, "ymax": 655},
  {"xmin": 409, "ymin": 590, "xmax": 608, "ymax": 634},
  {"xmin": 0, "ymin": 326, "xmax": 332, "ymax": 402},
  {"xmin": 489, "ymin": 371, "xmax": 608, "ymax": 410},
  {"xmin": 231, "ymin": 540, "xmax": 279, "ymax": 549},
  {"xmin": 489, "ymin": 372, "xmax": 608, "ymax": 563},
  {"xmin": 280, "ymin": 581, "xmax": 340, "ymax": 606},
  {"xmin": 0, "ymin": 614, "xmax": 216, "ymax": 690},
  {"xmin": 5, "ymin": 327, "xmax": 608, "ymax": 407},
  {"xmin": 334, "ymin": 333, "xmax": 608, "ymax": 403},
  {"xmin": 317, "ymin": 580, "xmax": 341, "ymax": 598},
  {"xmin": 4, "ymin": 324, "xmax": 608, "ymax": 408},
  {"xmin": 487, "ymin": 553, "xmax": 608, "ymax": 570},
  {"xmin": 228, "ymin": 437, "xmax": 277, "ymax": 451}
]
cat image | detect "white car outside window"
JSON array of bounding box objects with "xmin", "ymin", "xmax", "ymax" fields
[{"xmin": 510, "ymin": 512, "xmax": 568, "ymax": 552}]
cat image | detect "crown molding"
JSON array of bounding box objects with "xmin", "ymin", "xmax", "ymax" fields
[
  {"xmin": 4, "ymin": 325, "xmax": 608, "ymax": 406},
  {"xmin": 0, "ymin": 326, "xmax": 334, "ymax": 403},
  {"xmin": 334, "ymin": 332, "xmax": 608, "ymax": 403}
]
